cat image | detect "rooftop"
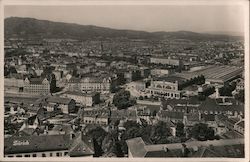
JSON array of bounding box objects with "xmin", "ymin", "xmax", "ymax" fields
[
  {"xmin": 126, "ymin": 137, "xmax": 244, "ymax": 158},
  {"xmin": 4, "ymin": 134, "xmax": 70, "ymax": 154}
]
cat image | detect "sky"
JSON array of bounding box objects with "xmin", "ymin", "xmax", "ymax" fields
[{"xmin": 4, "ymin": 5, "xmax": 245, "ymax": 34}]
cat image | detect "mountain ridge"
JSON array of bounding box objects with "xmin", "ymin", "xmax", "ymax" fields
[{"xmin": 4, "ymin": 17, "xmax": 243, "ymax": 41}]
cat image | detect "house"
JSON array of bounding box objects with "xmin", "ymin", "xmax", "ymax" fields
[
  {"xmin": 66, "ymin": 76, "xmax": 112, "ymax": 94},
  {"xmin": 23, "ymin": 77, "xmax": 50, "ymax": 95},
  {"xmin": 4, "ymin": 132, "xmax": 94, "ymax": 157},
  {"xmin": 110, "ymin": 109, "xmax": 137, "ymax": 122},
  {"xmin": 146, "ymin": 78, "xmax": 181, "ymax": 99},
  {"xmin": 61, "ymin": 91, "xmax": 100, "ymax": 107},
  {"xmin": 81, "ymin": 109, "xmax": 110, "ymax": 125},
  {"xmin": 47, "ymin": 96, "xmax": 76, "ymax": 114}
]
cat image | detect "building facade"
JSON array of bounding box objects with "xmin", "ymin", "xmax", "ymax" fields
[
  {"xmin": 146, "ymin": 80, "xmax": 181, "ymax": 99},
  {"xmin": 61, "ymin": 91, "xmax": 100, "ymax": 107},
  {"xmin": 23, "ymin": 77, "xmax": 50, "ymax": 95}
]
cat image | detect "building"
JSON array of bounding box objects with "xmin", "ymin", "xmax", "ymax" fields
[
  {"xmin": 4, "ymin": 132, "xmax": 94, "ymax": 157},
  {"xmin": 151, "ymin": 69, "xmax": 173, "ymax": 76},
  {"xmin": 4, "ymin": 77, "xmax": 24, "ymax": 93},
  {"xmin": 46, "ymin": 96, "xmax": 76, "ymax": 114},
  {"xmin": 146, "ymin": 79, "xmax": 181, "ymax": 99},
  {"xmin": 23, "ymin": 77, "xmax": 50, "ymax": 95},
  {"xmin": 61, "ymin": 91, "xmax": 100, "ymax": 107},
  {"xmin": 67, "ymin": 77, "xmax": 112, "ymax": 94},
  {"xmin": 150, "ymin": 57, "xmax": 182, "ymax": 67},
  {"xmin": 126, "ymin": 137, "xmax": 244, "ymax": 158},
  {"xmin": 81, "ymin": 109, "xmax": 110, "ymax": 125},
  {"xmin": 156, "ymin": 110, "xmax": 184, "ymax": 123}
]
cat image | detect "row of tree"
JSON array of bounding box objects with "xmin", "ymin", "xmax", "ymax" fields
[{"xmin": 179, "ymin": 75, "xmax": 205, "ymax": 90}]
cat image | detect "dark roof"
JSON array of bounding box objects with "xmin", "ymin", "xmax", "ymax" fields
[
  {"xmin": 186, "ymin": 113, "xmax": 200, "ymax": 121},
  {"xmin": 199, "ymin": 98, "xmax": 244, "ymax": 113},
  {"xmin": 47, "ymin": 96, "xmax": 74, "ymax": 105},
  {"xmin": 154, "ymin": 75, "xmax": 185, "ymax": 83},
  {"xmin": 29, "ymin": 78, "xmax": 47, "ymax": 84},
  {"xmin": 158, "ymin": 110, "xmax": 184, "ymax": 120},
  {"xmin": 4, "ymin": 134, "xmax": 70, "ymax": 154},
  {"xmin": 202, "ymin": 114, "xmax": 215, "ymax": 122}
]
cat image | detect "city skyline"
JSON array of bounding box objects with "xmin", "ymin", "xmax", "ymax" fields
[{"xmin": 4, "ymin": 5, "xmax": 245, "ymax": 35}]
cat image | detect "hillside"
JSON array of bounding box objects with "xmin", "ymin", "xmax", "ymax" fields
[{"xmin": 4, "ymin": 17, "xmax": 243, "ymax": 41}]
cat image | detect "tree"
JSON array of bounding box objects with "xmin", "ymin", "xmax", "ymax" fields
[
  {"xmin": 113, "ymin": 90, "xmax": 135, "ymax": 109},
  {"xmin": 235, "ymin": 90, "xmax": 244, "ymax": 103},
  {"xmin": 49, "ymin": 73, "xmax": 57, "ymax": 93},
  {"xmin": 150, "ymin": 121, "xmax": 172, "ymax": 144},
  {"xmin": 219, "ymin": 82, "xmax": 236, "ymax": 96},
  {"xmin": 190, "ymin": 123, "xmax": 215, "ymax": 141},
  {"xmin": 176, "ymin": 122, "xmax": 185, "ymax": 137},
  {"xmin": 86, "ymin": 127, "xmax": 108, "ymax": 157},
  {"xmin": 116, "ymin": 73, "xmax": 126, "ymax": 85}
]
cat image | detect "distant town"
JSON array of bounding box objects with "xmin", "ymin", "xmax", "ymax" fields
[{"xmin": 4, "ymin": 17, "xmax": 245, "ymax": 158}]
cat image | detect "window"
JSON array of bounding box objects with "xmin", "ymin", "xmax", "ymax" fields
[
  {"xmin": 7, "ymin": 155, "xmax": 14, "ymax": 158},
  {"xmin": 24, "ymin": 154, "xmax": 30, "ymax": 157},
  {"xmin": 16, "ymin": 155, "xmax": 22, "ymax": 157},
  {"xmin": 42, "ymin": 153, "xmax": 46, "ymax": 157},
  {"xmin": 50, "ymin": 153, "xmax": 53, "ymax": 157},
  {"xmin": 64, "ymin": 152, "xmax": 68, "ymax": 156},
  {"xmin": 32, "ymin": 154, "xmax": 37, "ymax": 157}
]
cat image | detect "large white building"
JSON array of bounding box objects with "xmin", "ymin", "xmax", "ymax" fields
[
  {"xmin": 23, "ymin": 77, "xmax": 50, "ymax": 95},
  {"xmin": 67, "ymin": 77, "xmax": 112, "ymax": 94},
  {"xmin": 146, "ymin": 80, "xmax": 181, "ymax": 99}
]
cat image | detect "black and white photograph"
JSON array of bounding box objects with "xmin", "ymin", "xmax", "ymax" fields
[{"xmin": 1, "ymin": 0, "xmax": 249, "ymax": 161}]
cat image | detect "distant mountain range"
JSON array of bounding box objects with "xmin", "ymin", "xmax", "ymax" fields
[{"xmin": 4, "ymin": 17, "xmax": 243, "ymax": 41}]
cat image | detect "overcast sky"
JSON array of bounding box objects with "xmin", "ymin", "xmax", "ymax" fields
[{"xmin": 4, "ymin": 5, "xmax": 245, "ymax": 34}]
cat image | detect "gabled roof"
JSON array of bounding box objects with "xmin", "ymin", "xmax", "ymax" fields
[
  {"xmin": 29, "ymin": 78, "xmax": 48, "ymax": 84},
  {"xmin": 4, "ymin": 134, "xmax": 70, "ymax": 154},
  {"xmin": 69, "ymin": 133, "xmax": 95, "ymax": 157},
  {"xmin": 126, "ymin": 137, "xmax": 244, "ymax": 158}
]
